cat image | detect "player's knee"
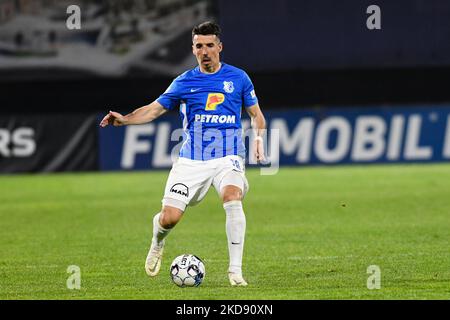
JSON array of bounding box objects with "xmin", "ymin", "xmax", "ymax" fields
[
  {"xmin": 222, "ymin": 185, "xmax": 243, "ymax": 203},
  {"xmin": 160, "ymin": 206, "xmax": 183, "ymax": 229},
  {"xmin": 220, "ymin": 171, "xmax": 247, "ymax": 203}
]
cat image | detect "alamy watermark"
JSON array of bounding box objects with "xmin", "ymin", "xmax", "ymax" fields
[
  {"xmin": 66, "ymin": 5, "xmax": 81, "ymax": 30},
  {"xmin": 366, "ymin": 5, "xmax": 381, "ymax": 30},
  {"xmin": 121, "ymin": 124, "xmax": 281, "ymax": 175},
  {"xmin": 66, "ymin": 265, "xmax": 81, "ymax": 290},
  {"xmin": 367, "ymin": 265, "xmax": 381, "ymax": 289}
]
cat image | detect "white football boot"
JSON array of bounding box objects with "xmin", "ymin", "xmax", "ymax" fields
[
  {"xmin": 228, "ymin": 272, "xmax": 248, "ymax": 286},
  {"xmin": 145, "ymin": 241, "xmax": 164, "ymax": 277}
]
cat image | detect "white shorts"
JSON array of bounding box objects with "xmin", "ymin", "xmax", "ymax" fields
[{"xmin": 162, "ymin": 155, "xmax": 249, "ymax": 211}]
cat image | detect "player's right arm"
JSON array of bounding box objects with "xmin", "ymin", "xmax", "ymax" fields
[{"xmin": 99, "ymin": 101, "xmax": 167, "ymax": 127}]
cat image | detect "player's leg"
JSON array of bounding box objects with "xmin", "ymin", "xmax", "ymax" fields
[
  {"xmin": 154, "ymin": 198, "xmax": 188, "ymax": 243},
  {"xmin": 218, "ymin": 171, "xmax": 249, "ymax": 286},
  {"xmin": 145, "ymin": 201, "xmax": 186, "ymax": 277},
  {"xmin": 145, "ymin": 157, "xmax": 213, "ymax": 277}
]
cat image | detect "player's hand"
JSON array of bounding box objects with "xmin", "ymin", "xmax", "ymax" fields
[
  {"xmin": 253, "ymin": 136, "xmax": 266, "ymax": 163},
  {"xmin": 100, "ymin": 111, "xmax": 126, "ymax": 127}
]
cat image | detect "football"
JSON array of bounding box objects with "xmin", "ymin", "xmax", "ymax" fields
[{"xmin": 170, "ymin": 254, "xmax": 205, "ymax": 287}]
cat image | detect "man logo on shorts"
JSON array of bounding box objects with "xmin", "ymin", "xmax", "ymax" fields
[{"xmin": 170, "ymin": 183, "xmax": 189, "ymax": 197}]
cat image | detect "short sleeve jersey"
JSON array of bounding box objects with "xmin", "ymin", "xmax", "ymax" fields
[{"xmin": 156, "ymin": 63, "xmax": 258, "ymax": 161}]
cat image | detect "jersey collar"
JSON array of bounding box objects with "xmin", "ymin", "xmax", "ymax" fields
[{"xmin": 197, "ymin": 62, "xmax": 223, "ymax": 75}]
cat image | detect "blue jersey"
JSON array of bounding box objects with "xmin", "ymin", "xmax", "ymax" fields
[{"xmin": 156, "ymin": 63, "xmax": 258, "ymax": 161}]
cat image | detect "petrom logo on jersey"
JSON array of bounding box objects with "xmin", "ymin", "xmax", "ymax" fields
[
  {"xmin": 205, "ymin": 93, "xmax": 225, "ymax": 111},
  {"xmin": 194, "ymin": 114, "xmax": 236, "ymax": 123}
]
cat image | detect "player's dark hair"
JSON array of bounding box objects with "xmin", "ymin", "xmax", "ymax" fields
[{"xmin": 192, "ymin": 21, "xmax": 221, "ymax": 40}]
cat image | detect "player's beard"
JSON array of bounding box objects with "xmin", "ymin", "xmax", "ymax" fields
[{"xmin": 202, "ymin": 58, "xmax": 215, "ymax": 73}]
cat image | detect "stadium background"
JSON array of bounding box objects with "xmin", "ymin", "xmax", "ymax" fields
[
  {"xmin": 2, "ymin": 0, "xmax": 450, "ymax": 172},
  {"xmin": 1, "ymin": 0, "xmax": 450, "ymax": 300}
]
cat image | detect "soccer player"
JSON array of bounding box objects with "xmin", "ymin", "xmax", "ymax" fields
[{"xmin": 100, "ymin": 21, "xmax": 266, "ymax": 286}]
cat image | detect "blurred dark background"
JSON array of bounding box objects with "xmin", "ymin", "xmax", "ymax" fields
[{"xmin": 1, "ymin": 0, "xmax": 450, "ymax": 114}]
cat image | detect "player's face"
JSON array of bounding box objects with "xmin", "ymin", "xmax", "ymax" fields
[{"xmin": 192, "ymin": 34, "xmax": 223, "ymax": 73}]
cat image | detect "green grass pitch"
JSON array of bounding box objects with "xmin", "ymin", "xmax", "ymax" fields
[{"xmin": 1, "ymin": 164, "xmax": 450, "ymax": 300}]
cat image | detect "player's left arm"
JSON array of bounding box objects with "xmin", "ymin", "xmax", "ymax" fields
[{"xmin": 246, "ymin": 103, "xmax": 266, "ymax": 162}]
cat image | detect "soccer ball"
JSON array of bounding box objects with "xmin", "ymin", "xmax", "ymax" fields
[{"xmin": 170, "ymin": 254, "xmax": 205, "ymax": 287}]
